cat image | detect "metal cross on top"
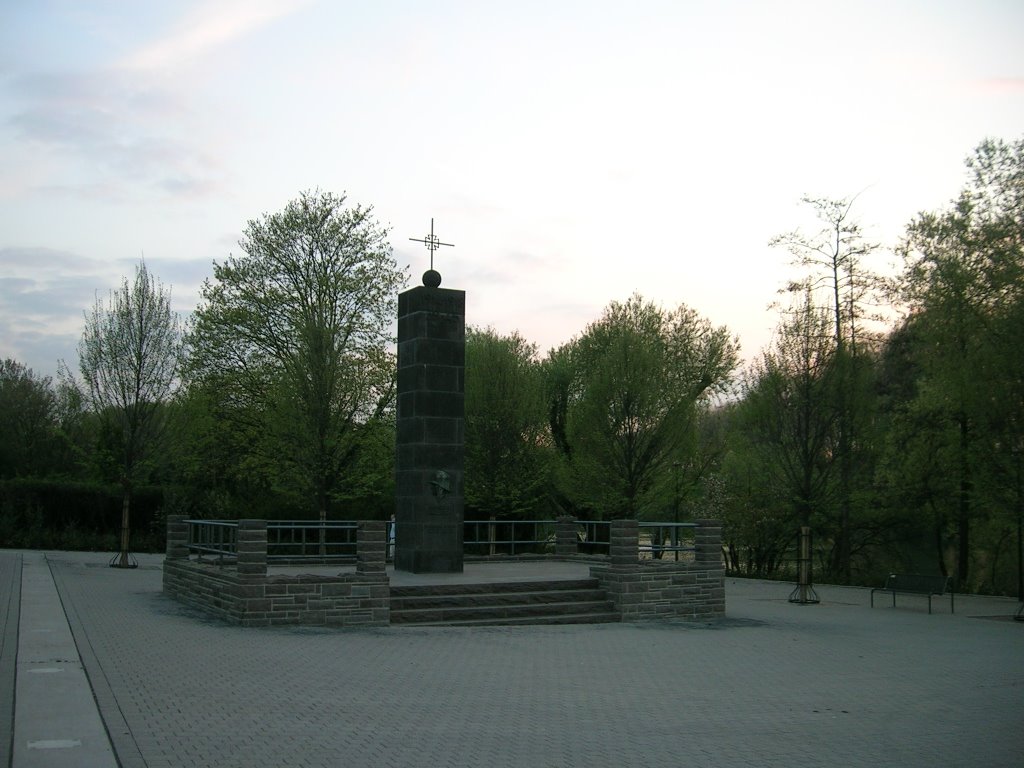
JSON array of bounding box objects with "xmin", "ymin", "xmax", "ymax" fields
[{"xmin": 409, "ymin": 218, "xmax": 454, "ymax": 271}]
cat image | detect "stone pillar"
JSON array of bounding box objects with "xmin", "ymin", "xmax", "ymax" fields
[
  {"xmin": 237, "ymin": 519, "xmax": 267, "ymax": 580},
  {"xmin": 610, "ymin": 519, "xmax": 639, "ymax": 566},
  {"xmin": 394, "ymin": 282, "xmax": 465, "ymax": 573},
  {"xmin": 555, "ymin": 516, "xmax": 577, "ymax": 557},
  {"xmin": 166, "ymin": 515, "xmax": 189, "ymax": 559},
  {"xmin": 357, "ymin": 521, "xmax": 387, "ymax": 576},
  {"xmin": 694, "ymin": 519, "xmax": 723, "ymax": 568},
  {"xmin": 694, "ymin": 518, "xmax": 725, "ymax": 617}
]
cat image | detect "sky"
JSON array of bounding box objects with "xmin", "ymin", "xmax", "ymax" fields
[{"xmin": 2, "ymin": 0, "xmax": 1023, "ymax": 382}]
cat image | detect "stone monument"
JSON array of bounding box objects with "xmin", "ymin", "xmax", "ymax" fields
[{"xmin": 394, "ymin": 221, "xmax": 464, "ymax": 573}]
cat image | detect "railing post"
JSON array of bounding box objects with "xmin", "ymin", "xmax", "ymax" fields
[
  {"xmin": 555, "ymin": 516, "xmax": 577, "ymax": 557},
  {"xmin": 357, "ymin": 521, "xmax": 386, "ymax": 575},
  {"xmin": 166, "ymin": 515, "xmax": 189, "ymax": 560},
  {"xmin": 237, "ymin": 519, "xmax": 267, "ymax": 580},
  {"xmin": 694, "ymin": 519, "xmax": 723, "ymax": 568},
  {"xmin": 610, "ymin": 519, "xmax": 639, "ymax": 566}
]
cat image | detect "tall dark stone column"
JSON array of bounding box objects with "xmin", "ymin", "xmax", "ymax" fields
[{"xmin": 394, "ymin": 282, "xmax": 465, "ymax": 573}]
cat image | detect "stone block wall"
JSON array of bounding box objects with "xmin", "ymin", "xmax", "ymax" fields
[
  {"xmin": 163, "ymin": 517, "xmax": 390, "ymax": 628},
  {"xmin": 394, "ymin": 285, "xmax": 466, "ymax": 573},
  {"xmin": 591, "ymin": 519, "xmax": 725, "ymax": 621},
  {"xmin": 163, "ymin": 516, "xmax": 724, "ymax": 626},
  {"xmin": 554, "ymin": 516, "xmax": 577, "ymax": 557}
]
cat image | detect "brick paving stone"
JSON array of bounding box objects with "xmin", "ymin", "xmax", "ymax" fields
[{"xmin": 43, "ymin": 552, "xmax": 1024, "ymax": 768}]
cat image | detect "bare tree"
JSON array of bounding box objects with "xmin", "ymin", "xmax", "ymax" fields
[
  {"xmin": 771, "ymin": 196, "xmax": 881, "ymax": 583},
  {"xmin": 71, "ymin": 261, "xmax": 182, "ymax": 567}
]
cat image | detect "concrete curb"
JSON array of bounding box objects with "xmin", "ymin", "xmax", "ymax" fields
[{"xmin": 12, "ymin": 553, "xmax": 116, "ymax": 768}]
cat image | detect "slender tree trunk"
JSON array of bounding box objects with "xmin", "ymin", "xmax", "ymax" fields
[
  {"xmin": 318, "ymin": 486, "xmax": 328, "ymax": 557},
  {"xmin": 933, "ymin": 518, "xmax": 948, "ymax": 578},
  {"xmin": 116, "ymin": 484, "xmax": 132, "ymax": 567},
  {"xmin": 834, "ymin": 370, "xmax": 852, "ymax": 582},
  {"xmin": 1016, "ymin": 448, "xmax": 1023, "ymax": 601},
  {"xmin": 958, "ymin": 416, "xmax": 971, "ymax": 585}
]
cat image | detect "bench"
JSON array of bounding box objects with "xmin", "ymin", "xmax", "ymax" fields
[{"xmin": 870, "ymin": 573, "xmax": 953, "ymax": 614}]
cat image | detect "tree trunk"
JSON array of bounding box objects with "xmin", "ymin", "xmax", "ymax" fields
[
  {"xmin": 115, "ymin": 485, "xmax": 132, "ymax": 568},
  {"xmin": 958, "ymin": 417, "xmax": 971, "ymax": 586},
  {"xmin": 1016, "ymin": 449, "xmax": 1023, "ymax": 601},
  {"xmin": 933, "ymin": 515, "xmax": 948, "ymax": 578},
  {"xmin": 319, "ymin": 494, "xmax": 327, "ymax": 557}
]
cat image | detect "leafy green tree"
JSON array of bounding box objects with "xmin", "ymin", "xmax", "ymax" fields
[
  {"xmin": 716, "ymin": 408, "xmax": 794, "ymax": 577},
  {"xmin": 897, "ymin": 136, "xmax": 1024, "ymax": 586},
  {"xmin": 0, "ymin": 359, "xmax": 58, "ymax": 478},
  {"xmin": 187, "ymin": 191, "xmax": 407, "ymax": 526},
  {"xmin": 556, "ymin": 294, "xmax": 738, "ymax": 519},
  {"xmin": 464, "ymin": 327, "xmax": 551, "ymax": 518},
  {"xmin": 68, "ymin": 261, "xmax": 182, "ymax": 566}
]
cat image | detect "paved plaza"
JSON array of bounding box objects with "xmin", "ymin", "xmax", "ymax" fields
[{"xmin": 2, "ymin": 549, "xmax": 1022, "ymax": 768}]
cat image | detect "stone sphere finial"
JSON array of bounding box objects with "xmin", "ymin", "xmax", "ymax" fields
[{"xmin": 423, "ymin": 269, "xmax": 442, "ymax": 288}]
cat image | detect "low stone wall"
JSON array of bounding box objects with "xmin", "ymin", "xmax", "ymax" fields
[
  {"xmin": 163, "ymin": 516, "xmax": 723, "ymax": 626},
  {"xmin": 591, "ymin": 519, "xmax": 725, "ymax": 621},
  {"xmin": 162, "ymin": 517, "xmax": 389, "ymax": 628}
]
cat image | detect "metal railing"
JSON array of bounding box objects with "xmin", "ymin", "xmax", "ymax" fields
[
  {"xmin": 463, "ymin": 519, "xmax": 557, "ymax": 556},
  {"xmin": 187, "ymin": 520, "xmax": 238, "ymax": 561},
  {"xmin": 186, "ymin": 520, "xmax": 359, "ymax": 563},
  {"xmin": 184, "ymin": 518, "xmax": 696, "ymax": 563},
  {"xmin": 639, "ymin": 522, "xmax": 697, "ymax": 561},
  {"xmin": 462, "ymin": 519, "xmax": 616, "ymax": 557},
  {"xmin": 266, "ymin": 520, "xmax": 358, "ymax": 562}
]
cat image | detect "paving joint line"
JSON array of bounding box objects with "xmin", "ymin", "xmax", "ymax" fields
[{"xmin": 49, "ymin": 556, "xmax": 145, "ymax": 768}]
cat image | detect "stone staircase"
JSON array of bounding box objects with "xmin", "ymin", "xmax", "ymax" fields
[{"xmin": 389, "ymin": 578, "xmax": 619, "ymax": 627}]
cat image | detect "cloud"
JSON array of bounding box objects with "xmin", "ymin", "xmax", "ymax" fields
[
  {"xmin": 458, "ymin": 248, "xmax": 547, "ymax": 285},
  {"xmin": 1, "ymin": 1, "xmax": 315, "ymax": 201},
  {"xmin": 3, "ymin": 2, "xmax": 313, "ymax": 202},
  {"xmin": 139, "ymin": 256, "xmax": 215, "ymax": 294},
  {"xmin": 0, "ymin": 247, "xmax": 110, "ymax": 318},
  {"xmin": 0, "ymin": 327, "xmax": 79, "ymax": 382},
  {"xmin": 6, "ymin": 68, "xmax": 220, "ymax": 201},
  {"xmin": 121, "ymin": 0, "xmax": 314, "ymax": 71},
  {"xmin": 0, "ymin": 248, "xmax": 102, "ymax": 377},
  {"xmin": 0, "ymin": 246, "xmax": 95, "ymax": 273},
  {"xmin": 0, "ymin": 247, "xmax": 206, "ymax": 379},
  {"xmin": 978, "ymin": 77, "xmax": 1024, "ymax": 93}
]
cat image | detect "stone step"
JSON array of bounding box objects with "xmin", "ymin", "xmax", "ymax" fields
[
  {"xmin": 389, "ymin": 578, "xmax": 619, "ymax": 627},
  {"xmin": 390, "ymin": 599, "xmax": 617, "ymax": 625},
  {"xmin": 402, "ymin": 612, "xmax": 622, "ymax": 627},
  {"xmin": 390, "ymin": 587, "xmax": 609, "ymax": 611},
  {"xmin": 390, "ymin": 578, "xmax": 600, "ymax": 598}
]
